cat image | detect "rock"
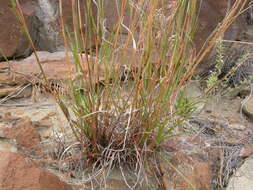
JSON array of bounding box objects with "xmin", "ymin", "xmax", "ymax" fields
[
  {"xmin": 226, "ymin": 156, "xmax": 253, "ymax": 190},
  {"xmin": 0, "ymin": 112, "xmax": 20, "ymax": 123},
  {"xmin": 0, "ymin": 51, "xmax": 142, "ymax": 98},
  {"xmin": 238, "ymin": 86, "xmax": 252, "ymax": 98},
  {"xmin": 228, "ymin": 85, "xmax": 252, "ymax": 98},
  {"xmin": 229, "ymin": 123, "xmax": 246, "ymax": 131},
  {"xmin": 196, "ymin": 0, "xmax": 247, "ymax": 49},
  {"xmin": 0, "ymin": 137, "xmax": 17, "ymax": 153},
  {"xmin": 195, "ymin": 0, "xmax": 248, "ymax": 73},
  {"xmin": 105, "ymin": 179, "xmax": 146, "ymax": 190},
  {"xmin": 21, "ymin": 51, "xmax": 68, "ymax": 63},
  {"xmin": 240, "ymin": 146, "xmax": 253, "ymax": 159},
  {"xmin": 242, "ymin": 97, "xmax": 253, "ymax": 120},
  {"xmin": 184, "ymin": 81, "xmax": 205, "ymax": 114},
  {"xmin": 60, "ymin": 0, "xmax": 97, "ymax": 50},
  {"xmin": 34, "ymin": 119, "xmax": 53, "ymax": 129},
  {"xmin": 0, "ymin": 0, "xmax": 38, "ymax": 60},
  {"xmin": 0, "ymin": 51, "xmax": 103, "ymax": 87},
  {"xmin": 0, "ymin": 0, "xmax": 96, "ymax": 60},
  {"xmin": 0, "ymin": 86, "xmax": 32, "ymax": 98},
  {"xmin": 103, "ymin": 0, "xmax": 248, "ymax": 74},
  {"xmin": 161, "ymin": 135, "xmax": 203, "ymax": 153},
  {"xmin": 160, "ymin": 152, "xmax": 212, "ymax": 190},
  {"xmin": 0, "ymin": 152, "xmax": 72, "ymax": 190},
  {"xmin": 2, "ymin": 117, "xmax": 41, "ymax": 152},
  {"xmin": 35, "ymin": 0, "xmax": 96, "ymax": 51},
  {"xmin": 33, "ymin": 119, "xmax": 53, "ymax": 139},
  {"xmin": 103, "ymin": 1, "xmax": 131, "ymax": 34}
]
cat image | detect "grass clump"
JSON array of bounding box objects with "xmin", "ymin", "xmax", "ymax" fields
[
  {"xmin": 60, "ymin": 0, "xmax": 199, "ymax": 164},
  {"xmin": 11, "ymin": 0, "xmax": 249, "ymax": 187}
]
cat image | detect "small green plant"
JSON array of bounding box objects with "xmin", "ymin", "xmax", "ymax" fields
[
  {"xmin": 175, "ymin": 91, "xmax": 198, "ymax": 118},
  {"xmin": 205, "ymin": 39, "xmax": 253, "ymax": 95},
  {"xmin": 206, "ymin": 38, "xmax": 225, "ymax": 90}
]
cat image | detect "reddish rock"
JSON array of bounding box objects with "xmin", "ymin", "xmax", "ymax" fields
[
  {"xmin": 3, "ymin": 117, "xmax": 41, "ymax": 152},
  {"xmin": 103, "ymin": 1, "xmax": 131, "ymax": 34},
  {"xmin": 60, "ymin": 0, "xmax": 97, "ymax": 49},
  {"xmin": 0, "ymin": 51, "xmax": 133, "ymax": 91},
  {"xmin": 195, "ymin": 0, "xmax": 248, "ymax": 73},
  {"xmin": 0, "ymin": 112, "xmax": 19, "ymax": 123},
  {"xmin": 0, "ymin": 0, "xmax": 37, "ymax": 59},
  {"xmin": 196, "ymin": 0, "xmax": 247, "ymax": 49},
  {"xmin": 161, "ymin": 135, "xmax": 204, "ymax": 152},
  {"xmin": 0, "ymin": 0, "xmax": 96, "ymax": 60},
  {"xmin": 0, "ymin": 152, "xmax": 72, "ymax": 190},
  {"xmin": 0, "ymin": 86, "xmax": 32, "ymax": 98},
  {"xmin": 160, "ymin": 152, "xmax": 212, "ymax": 190},
  {"xmin": 104, "ymin": 0, "xmax": 247, "ymax": 47},
  {"xmin": 0, "ymin": 51, "xmax": 108, "ymax": 98}
]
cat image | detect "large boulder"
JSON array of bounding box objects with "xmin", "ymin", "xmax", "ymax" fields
[
  {"xmin": 0, "ymin": 0, "xmax": 96, "ymax": 60},
  {"xmin": 0, "ymin": 152, "xmax": 72, "ymax": 190},
  {"xmin": 0, "ymin": 0, "xmax": 39, "ymax": 60}
]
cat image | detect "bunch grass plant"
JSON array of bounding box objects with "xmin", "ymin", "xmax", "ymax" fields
[{"xmin": 11, "ymin": 0, "xmax": 248, "ymax": 187}]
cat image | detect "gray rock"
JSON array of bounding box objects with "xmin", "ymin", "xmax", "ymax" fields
[
  {"xmin": 227, "ymin": 156, "xmax": 253, "ymax": 190},
  {"xmin": 184, "ymin": 81, "xmax": 206, "ymax": 114},
  {"xmin": 242, "ymin": 97, "xmax": 253, "ymax": 121},
  {"xmin": 0, "ymin": 137, "xmax": 17, "ymax": 153}
]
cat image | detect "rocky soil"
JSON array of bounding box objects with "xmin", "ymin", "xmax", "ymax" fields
[{"xmin": 0, "ymin": 0, "xmax": 253, "ymax": 190}]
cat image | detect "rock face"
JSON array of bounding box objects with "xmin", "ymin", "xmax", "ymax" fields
[
  {"xmin": 196, "ymin": 0, "xmax": 247, "ymax": 49},
  {"xmin": 0, "ymin": 0, "xmax": 96, "ymax": 60},
  {"xmin": 160, "ymin": 140, "xmax": 212, "ymax": 190},
  {"xmin": 0, "ymin": 0, "xmax": 38, "ymax": 60},
  {"xmin": 0, "ymin": 51, "xmax": 136, "ymax": 99},
  {"xmin": 35, "ymin": 0, "xmax": 97, "ymax": 51},
  {"xmin": 226, "ymin": 156, "xmax": 253, "ymax": 190},
  {"xmin": 0, "ymin": 0, "xmax": 248, "ymax": 62},
  {"xmin": 103, "ymin": 0, "xmax": 248, "ymax": 71},
  {"xmin": 0, "ymin": 152, "xmax": 72, "ymax": 190},
  {"xmin": 0, "ymin": 51, "xmax": 100, "ymax": 87},
  {"xmin": 192, "ymin": 0, "xmax": 248, "ymax": 73},
  {"xmin": 104, "ymin": 0, "xmax": 247, "ymax": 42}
]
